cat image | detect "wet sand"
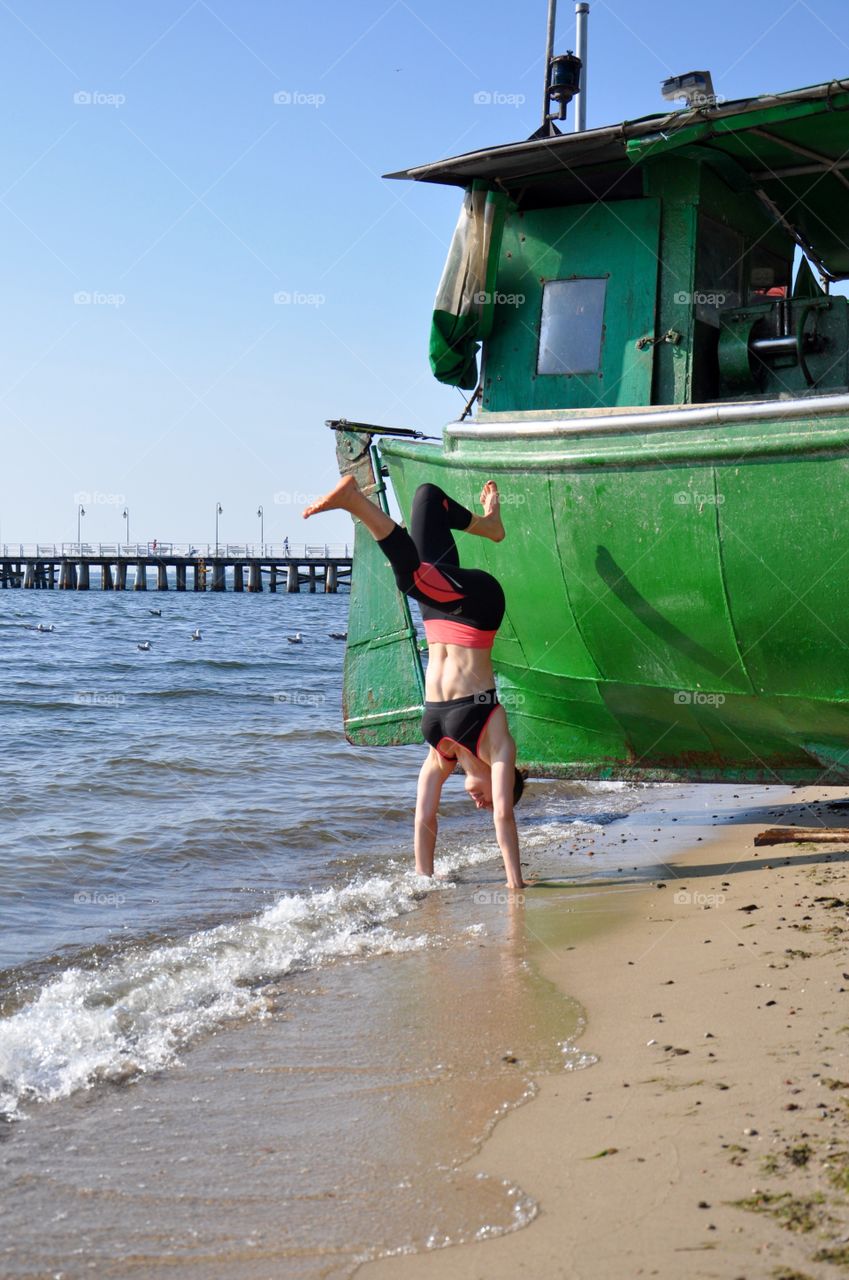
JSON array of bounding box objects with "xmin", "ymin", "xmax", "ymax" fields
[
  {"xmin": 1, "ymin": 866, "xmax": 584, "ymax": 1279},
  {"xmin": 0, "ymin": 777, "xmax": 677, "ymax": 1278},
  {"xmin": 360, "ymin": 783, "xmax": 849, "ymax": 1280}
]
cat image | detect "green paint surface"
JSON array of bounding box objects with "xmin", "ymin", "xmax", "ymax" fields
[{"xmin": 483, "ymin": 200, "xmax": 660, "ymax": 413}]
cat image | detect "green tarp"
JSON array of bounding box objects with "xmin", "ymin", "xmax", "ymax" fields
[{"xmin": 429, "ymin": 185, "xmax": 507, "ymax": 387}]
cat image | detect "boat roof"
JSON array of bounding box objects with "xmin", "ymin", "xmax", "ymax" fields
[{"xmin": 385, "ymin": 78, "xmax": 849, "ymax": 278}]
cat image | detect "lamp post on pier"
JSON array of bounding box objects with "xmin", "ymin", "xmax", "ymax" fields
[
  {"xmin": 257, "ymin": 505, "xmax": 264, "ymax": 555},
  {"xmin": 122, "ymin": 506, "xmax": 129, "ymax": 547},
  {"xmin": 77, "ymin": 504, "xmax": 85, "ymax": 550},
  {"xmin": 215, "ymin": 502, "xmax": 223, "ymax": 555}
]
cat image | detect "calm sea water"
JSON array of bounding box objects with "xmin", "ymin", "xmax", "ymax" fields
[{"xmin": 0, "ymin": 586, "xmax": 669, "ymax": 1277}]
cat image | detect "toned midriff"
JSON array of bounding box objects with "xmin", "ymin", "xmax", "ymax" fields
[{"xmin": 424, "ymin": 642, "xmax": 496, "ymax": 702}]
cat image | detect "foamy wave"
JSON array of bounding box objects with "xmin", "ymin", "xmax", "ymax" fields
[
  {"xmin": 521, "ymin": 818, "xmax": 604, "ymax": 847},
  {"xmin": 0, "ymin": 869, "xmax": 452, "ymax": 1116}
]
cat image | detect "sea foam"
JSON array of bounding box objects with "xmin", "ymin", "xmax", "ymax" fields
[{"xmin": 0, "ymin": 866, "xmax": 456, "ymax": 1116}]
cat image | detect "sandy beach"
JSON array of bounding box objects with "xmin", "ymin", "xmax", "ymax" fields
[
  {"xmin": 7, "ymin": 782, "xmax": 849, "ymax": 1279},
  {"xmin": 360, "ymin": 783, "xmax": 849, "ymax": 1280}
]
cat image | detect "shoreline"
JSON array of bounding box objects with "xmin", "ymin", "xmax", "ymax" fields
[{"xmin": 359, "ymin": 783, "xmax": 849, "ymax": 1280}]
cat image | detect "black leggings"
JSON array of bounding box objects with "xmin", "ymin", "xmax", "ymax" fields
[{"xmin": 376, "ymin": 483, "xmax": 505, "ymax": 633}]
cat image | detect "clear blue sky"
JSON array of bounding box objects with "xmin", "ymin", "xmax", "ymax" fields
[{"xmin": 1, "ymin": 0, "xmax": 848, "ymax": 545}]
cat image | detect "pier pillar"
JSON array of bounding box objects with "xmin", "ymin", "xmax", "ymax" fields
[
  {"xmin": 101, "ymin": 562, "xmax": 113, "ymax": 590},
  {"xmin": 59, "ymin": 562, "xmax": 74, "ymax": 589},
  {"xmin": 193, "ymin": 562, "xmax": 207, "ymax": 592},
  {"xmin": 233, "ymin": 563, "xmax": 244, "ymax": 592},
  {"xmin": 134, "ymin": 562, "xmax": 147, "ymax": 591},
  {"xmin": 176, "ymin": 563, "xmax": 186, "ymax": 591},
  {"xmin": 308, "ymin": 564, "xmax": 316, "ymax": 594},
  {"xmin": 48, "ymin": 563, "xmax": 56, "ymax": 589},
  {"xmin": 269, "ymin": 565, "xmax": 277, "ymax": 593},
  {"xmin": 115, "ymin": 560, "xmax": 127, "ymax": 590},
  {"xmin": 212, "ymin": 561, "xmax": 226, "ymax": 592},
  {"xmin": 35, "ymin": 563, "xmax": 47, "ymax": 589},
  {"xmin": 23, "ymin": 562, "xmax": 35, "ymax": 589},
  {"xmin": 248, "ymin": 562, "xmax": 262, "ymax": 592},
  {"xmin": 13, "ymin": 562, "xmax": 22, "ymax": 587},
  {"xmin": 286, "ymin": 564, "xmax": 299, "ymax": 593},
  {"xmin": 157, "ymin": 563, "xmax": 168, "ymax": 591},
  {"xmin": 77, "ymin": 562, "xmax": 90, "ymax": 591},
  {"xmin": 326, "ymin": 563, "xmax": 337, "ymax": 594}
]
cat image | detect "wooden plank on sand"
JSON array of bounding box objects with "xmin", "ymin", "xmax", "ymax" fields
[{"xmin": 754, "ymin": 827, "xmax": 849, "ymax": 846}]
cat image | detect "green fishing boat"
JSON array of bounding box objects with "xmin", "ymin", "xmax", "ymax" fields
[{"xmin": 330, "ymin": 5, "xmax": 849, "ymax": 784}]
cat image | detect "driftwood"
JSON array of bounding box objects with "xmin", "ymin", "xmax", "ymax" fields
[{"xmin": 754, "ymin": 827, "xmax": 849, "ymax": 846}]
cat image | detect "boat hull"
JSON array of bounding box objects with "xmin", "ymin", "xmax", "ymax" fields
[{"xmin": 372, "ymin": 398, "xmax": 849, "ymax": 783}]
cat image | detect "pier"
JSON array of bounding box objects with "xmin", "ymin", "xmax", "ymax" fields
[{"xmin": 0, "ymin": 543, "xmax": 351, "ymax": 593}]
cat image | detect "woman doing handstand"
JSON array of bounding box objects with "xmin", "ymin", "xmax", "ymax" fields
[{"xmin": 304, "ymin": 475, "xmax": 525, "ymax": 889}]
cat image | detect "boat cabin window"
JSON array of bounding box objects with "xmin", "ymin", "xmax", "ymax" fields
[
  {"xmin": 695, "ymin": 217, "xmax": 743, "ymax": 327},
  {"xmin": 537, "ymin": 277, "xmax": 607, "ymax": 375},
  {"xmin": 748, "ymin": 247, "xmax": 792, "ymax": 302}
]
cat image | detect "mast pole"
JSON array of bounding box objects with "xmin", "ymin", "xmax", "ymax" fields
[
  {"xmin": 541, "ymin": 0, "xmax": 557, "ymax": 131},
  {"xmin": 574, "ymin": 2, "xmax": 589, "ymax": 132}
]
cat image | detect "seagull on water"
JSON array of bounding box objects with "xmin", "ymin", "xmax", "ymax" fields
[
  {"xmin": 287, "ymin": 632, "xmax": 303, "ymax": 644},
  {"xmin": 35, "ymin": 623, "xmax": 55, "ymax": 633},
  {"xmin": 137, "ymin": 640, "xmax": 152, "ymax": 651},
  {"xmin": 149, "ymin": 608, "xmax": 162, "ymax": 617},
  {"xmin": 191, "ymin": 628, "xmax": 202, "ymax": 641},
  {"xmin": 328, "ymin": 631, "xmax": 347, "ymax": 640}
]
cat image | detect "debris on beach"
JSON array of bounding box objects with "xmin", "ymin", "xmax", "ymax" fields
[{"xmin": 755, "ymin": 827, "xmax": 849, "ymax": 845}]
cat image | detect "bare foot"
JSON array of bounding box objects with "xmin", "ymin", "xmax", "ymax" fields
[
  {"xmin": 478, "ymin": 480, "xmax": 505, "ymax": 542},
  {"xmin": 303, "ymin": 474, "xmax": 360, "ymax": 519}
]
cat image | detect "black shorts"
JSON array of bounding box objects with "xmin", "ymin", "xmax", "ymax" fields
[{"xmin": 420, "ymin": 688, "xmax": 500, "ymax": 761}]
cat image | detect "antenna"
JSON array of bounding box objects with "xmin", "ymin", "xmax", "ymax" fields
[{"xmin": 574, "ymin": 3, "xmax": 589, "ymax": 132}]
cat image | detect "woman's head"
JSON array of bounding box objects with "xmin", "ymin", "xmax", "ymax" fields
[{"xmin": 461, "ymin": 761, "xmax": 526, "ymax": 810}]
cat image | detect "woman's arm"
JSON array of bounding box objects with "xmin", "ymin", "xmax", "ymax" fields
[
  {"xmin": 487, "ymin": 715, "xmax": 525, "ymax": 889},
  {"xmin": 414, "ymin": 749, "xmax": 455, "ymax": 875}
]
